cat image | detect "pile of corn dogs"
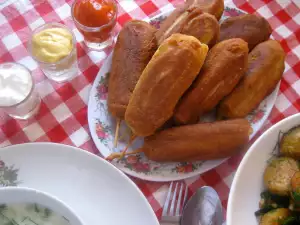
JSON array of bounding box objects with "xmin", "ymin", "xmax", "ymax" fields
[{"xmin": 106, "ymin": 0, "xmax": 286, "ymax": 162}]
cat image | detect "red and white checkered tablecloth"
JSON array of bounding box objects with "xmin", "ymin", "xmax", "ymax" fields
[{"xmin": 0, "ymin": 0, "xmax": 299, "ymax": 219}]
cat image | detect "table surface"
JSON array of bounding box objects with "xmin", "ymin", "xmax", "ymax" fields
[{"xmin": 0, "ymin": 0, "xmax": 300, "ymax": 219}]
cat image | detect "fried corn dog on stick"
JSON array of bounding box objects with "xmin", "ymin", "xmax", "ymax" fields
[
  {"xmin": 219, "ymin": 14, "xmax": 272, "ymax": 50},
  {"xmin": 107, "ymin": 20, "xmax": 157, "ymax": 146},
  {"xmin": 108, "ymin": 20, "xmax": 157, "ymax": 119},
  {"xmin": 142, "ymin": 119, "xmax": 250, "ymax": 162},
  {"xmin": 107, "ymin": 119, "xmax": 251, "ymax": 162},
  {"xmin": 218, "ymin": 40, "xmax": 285, "ymax": 119},
  {"xmin": 156, "ymin": 6, "xmax": 219, "ymax": 47},
  {"xmin": 186, "ymin": 0, "xmax": 224, "ymax": 20},
  {"xmin": 174, "ymin": 38, "xmax": 248, "ymax": 125},
  {"xmin": 125, "ymin": 34, "xmax": 208, "ymax": 137}
]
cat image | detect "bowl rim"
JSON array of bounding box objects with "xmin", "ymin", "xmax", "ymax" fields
[
  {"xmin": 0, "ymin": 186, "xmax": 84, "ymax": 225},
  {"xmin": 0, "ymin": 142, "xmax": 160, "ymax": 225},
  {"xmin": 227, "ymin": 113, "xmax": 300, "ymax": 224}
]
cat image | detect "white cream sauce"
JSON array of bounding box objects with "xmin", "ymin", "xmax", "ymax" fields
[{"xmin": 0, "ymin": 203, "xmax": 71, "ymax": 225}]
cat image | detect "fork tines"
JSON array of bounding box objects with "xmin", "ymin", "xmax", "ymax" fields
[{"xmin": 162, "ymin": 182, "xmax": 188, "ymax": 219}]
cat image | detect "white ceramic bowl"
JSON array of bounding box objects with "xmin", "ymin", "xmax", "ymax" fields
[
  {"xmin": 227, "ymin": 113, "xmax": 300, "ymax": 225},
  {"xmin": 0, "ymin": 187, "xmax": 84, "ymax": 225}
]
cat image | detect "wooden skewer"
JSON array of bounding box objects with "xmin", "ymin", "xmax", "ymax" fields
[
  {"xmin": 113, "ymin": 119, "xmax": 121, "ymax": 148},
  {"xmin": 106, "ymin": 134, "xmax": 138, "ymax": 161},
  {"xmin": 106, "ymin": 149, "xmax": 142, "ymax": 161},
  {"xmin": 120, "ymin": 134, "xmax": 137, "ymax": 158}
]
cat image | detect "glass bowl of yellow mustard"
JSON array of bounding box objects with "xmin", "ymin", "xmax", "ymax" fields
[{"xmin": 28, "ymin": 22, "xmax": 78, "ymax": 83}]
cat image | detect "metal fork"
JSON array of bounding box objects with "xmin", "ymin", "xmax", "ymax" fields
[{"xmin": 161, "ymin": 182, "xmax": 188, "ymax": 225}]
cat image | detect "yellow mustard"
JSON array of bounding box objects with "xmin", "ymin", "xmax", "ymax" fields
[{"xmin": 31, "ymin": 28, "xmax": 73, "ymax": 63}]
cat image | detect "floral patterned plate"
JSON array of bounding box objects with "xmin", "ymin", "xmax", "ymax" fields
[
  {"xmin": 0, "ymin": 143, "xmax": 159, "ymax": 225},
  {"xmin": 87, "ymin": 6, "xmax": 281, "ymax": 182}
]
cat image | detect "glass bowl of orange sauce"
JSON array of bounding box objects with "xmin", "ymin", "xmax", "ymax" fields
[{"xmin": 71, "ymin": 0, "xmax": 118, "ymax": 51}]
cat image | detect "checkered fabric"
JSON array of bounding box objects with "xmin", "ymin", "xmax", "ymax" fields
[{"xmin": 0, "ymin": 0, "xmax": 299, "ymax": 220}]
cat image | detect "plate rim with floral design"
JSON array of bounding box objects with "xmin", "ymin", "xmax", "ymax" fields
[{"xmin": 87, "ymin": 6, "xmax": 281, "ymax": 182}]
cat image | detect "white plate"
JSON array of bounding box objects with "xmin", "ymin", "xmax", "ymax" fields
[
  {"xmin": 0, "ymin": 143, "xmax": 159, "ymax": 225},
  {"xmin": 227, "ymin": 113, "xmax": 300, "ymax": 225},
  {"xmin": 88, "ymin": 6, "xmax": 281, "ymax": 182}
]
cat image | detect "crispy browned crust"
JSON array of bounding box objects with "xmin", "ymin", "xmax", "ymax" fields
[
  {"xmin": 108, "ymin": 20, "xmax": 157, "ymax": 119},
  {"xmin": 125, "ymin": 34, "xmax": 208, "ymax": 137},
  {"xmin": 218, "ymin": 40, "xmax": 285, "ymax": 119},
  {"xmin": 219, "ymin": 14, "xmax": 272, "ymax": 50},
  {"xmin": 186, "ymin": 0, "xmax": 224, "ymax": 20},
  {"xmin": 155, "ymin": 4, "xmax": 188, "ymax": 44},
  {"xmin": 174, "ymin": 38, "xmax": 248, "ymax": 125},
  {"xmin": 156, "ymin": 7, "xmax": 219, "ymax": 47},
  {"xmin": 142, "ymin": 119, "xmax": 250, "ymax": 162},
  {"xmin": 181, "ymin": 11, "xmax": 220, "ymax": 48}
]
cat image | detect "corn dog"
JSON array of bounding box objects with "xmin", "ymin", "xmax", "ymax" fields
[
  {"xmin": 218, "ymin": 40, "xmax": 285, "ymax": 119},
  {"xmin": 125, "ymin": 34, "xmax": 208, "ymax": 137},
  {"xmin": 108, "ymin": 20, "xmax": 157, "ymax": 119},
  {"xmin": 219, "ymin": 14, "xmax": 272, "ymax": 50},
  {"xmin": 174, "ymin": 38, "xmax": 248, "ymax": 125},
  {"xmin": 156, "ymin": 6, "xmax": 219, "ymax": 47},
  {"xmin": 142, "ymin": 119, "xmax": 251, "ymax": 162}
]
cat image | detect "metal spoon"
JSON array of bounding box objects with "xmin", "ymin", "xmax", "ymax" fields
[{"xmin": 180, "ymin": 186, "xmax": 224, "ymax": 225}]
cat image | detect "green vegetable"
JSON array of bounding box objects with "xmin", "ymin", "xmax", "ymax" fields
[
  {"xmin": 281, "ymin": 217, "xmax": 297, "ymax": 225},
  {"xmin": 255, "ymin": 191, "xmax": 291, "ymax": 217},
  {"xmin": 260, "ymin": 191, "xmax": 290, "ymax": 208},
  {"xmin": 292, "ymin": 191, "xmax": 300, "ymax": 207}
]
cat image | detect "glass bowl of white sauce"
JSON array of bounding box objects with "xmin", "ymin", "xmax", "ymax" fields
[{"xmin": 0, "ymin": 187, "xmax": 84, "ymax": 225}]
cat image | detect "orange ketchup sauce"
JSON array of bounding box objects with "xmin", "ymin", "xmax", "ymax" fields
[{"xmin": 73, "ymin": 0, "xmax": 117, "ymax": 43}]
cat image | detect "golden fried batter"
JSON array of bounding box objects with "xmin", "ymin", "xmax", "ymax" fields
[
  {"xmin": 174, "ymin": 38, "xmax": 248, "ymax": 125},
  {"xmin": 108, "ymin": 20, "xmax": 157, "ymax": 119},
  {"xmin": 218, "ymin": 40, "xmax": 285, "ymax": 119},
  {"xmin": 186, "ymin": 0, "xmax": 224, "ymax": 20},
  {"xmin": 142, "ymin": 119, "xmax": 250, "ymax": 162},
  {"xmin": 125, "ymin": 34, "xmax": 208, "ymax": 137},
  {"xmin": 219, "ymin": 14, "xmax": 272, "ymax": 50},
  {"xmin": 156, "ymin": 7, "xmax": 219, "ymax": 47}
]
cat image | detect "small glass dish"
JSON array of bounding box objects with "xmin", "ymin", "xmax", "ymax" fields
[
  {"xmin": 0, "ymin": 62, "xmax": 41, "ymax": 120},
  {"xmin": 71, "ymin": 0, "xmax": 118, "ymax": 51},
  {"xmin": 28, "ymin": 22, "xmax": 78, "ymax": 83}
]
